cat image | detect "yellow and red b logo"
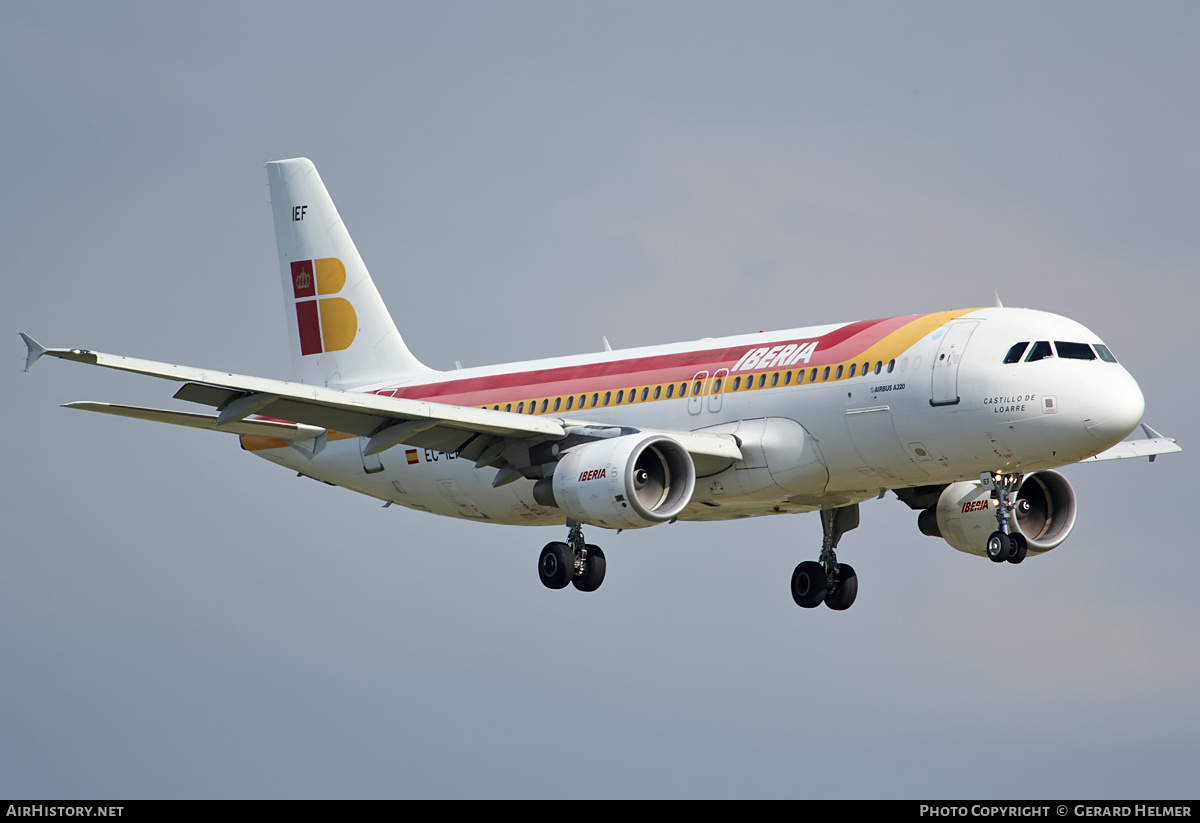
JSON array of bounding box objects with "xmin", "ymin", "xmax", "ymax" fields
[{"xmin": 291, "ymin": 258, "xmax": 357, "ymax": 355}]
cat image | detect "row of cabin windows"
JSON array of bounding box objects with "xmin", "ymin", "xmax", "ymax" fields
[
  {"xmin": 490, "ymin": 382, "xmax": 688, "ymax": 414},
  {"xmin": 479, "ymin": 358, "xmax": 900, "ymax": 415},
  {"xmin": 731, "ymin": 359, "xmax": 897, "ymax": 391},
  {"xmin": 1002, "ymin": 341, "xmax": 1118, "ymax": 364}
]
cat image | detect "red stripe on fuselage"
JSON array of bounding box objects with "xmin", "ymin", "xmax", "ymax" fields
[{"xmin": 378, "ymin": 314, "xmax": 920, "ymax": 406}]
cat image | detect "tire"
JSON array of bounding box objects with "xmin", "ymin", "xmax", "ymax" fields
[
  {"xmin": 825, "ymin": 563, "xmax": 858, "ymax": 611},
  {"xmin": 986, "ymin": 531, "xmax": 1011, "ymax": 563},
  {"xmin": 791, "ymin": 561, "xmax": 827, "ymax": 608},
  {"xmin": 1007, "ymin": 533, "xmax": 1028, "ymax": 565},
  {"xmin": 538, "ymin": 542, "xmax": 574, "ymax": 589},
  {"xmin": 572, "ymin": 544, "xmax": 606, "ymax": 592}
]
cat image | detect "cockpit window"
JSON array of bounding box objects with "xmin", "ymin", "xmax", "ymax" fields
[
  {"xmin": 1094, "ymin": 344, "xmax": 1118, "ymax": 363},
  {"xmin": 1054, "ymin": 341, "xmax": 1096, "ymax": 360},
  {"xmin": 1003, "ymin": 342, "xmax": 1029, "ymax": 364},
  {"xmin": 1025, "ymin": 341, "xmax": 1053, "ymax": 362}
]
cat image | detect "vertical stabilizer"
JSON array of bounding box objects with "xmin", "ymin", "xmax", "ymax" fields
[{"xmin": 266, "ymin": 158, "xmax": 434, "ymax": 387}]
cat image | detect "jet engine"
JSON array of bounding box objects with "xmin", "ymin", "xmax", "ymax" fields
[
  {"xmin": 917, "ymin": 470, "xmax": 1077, "ymax": 557},
  {"xmin": 533, "ymin": 433, "xmax": 696, "ymax": 529}
]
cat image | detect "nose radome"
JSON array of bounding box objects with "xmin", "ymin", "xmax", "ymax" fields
[{"xmin": 1079, "ymin": 369, "xmax": 1145, "ymax": 446}]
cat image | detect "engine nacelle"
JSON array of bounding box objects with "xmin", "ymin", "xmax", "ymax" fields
[
  {"xmin": 534, "ymin": 433, "xmax": 696, "ymax": 529},
  {"xmin": 917, "ymin": 470, "xmax": 1078, "ymax": 558}
]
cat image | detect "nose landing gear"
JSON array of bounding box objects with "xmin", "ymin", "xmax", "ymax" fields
[{"xmin": 983, "ymin": 472, "xmax": 1028, "ymax": 564}]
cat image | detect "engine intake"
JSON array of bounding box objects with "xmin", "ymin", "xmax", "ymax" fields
[
  {"xmin": 918, "ymin": 470, "xmax": 1077, "ymax": 557},
  {"xmin": 534, "ymin": 433, "xmax": 696, "ymax": 529}
]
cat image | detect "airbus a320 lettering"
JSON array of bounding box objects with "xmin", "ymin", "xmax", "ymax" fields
[{"xmin": 21, "ymin": 158, "xmax": 1181, "ymax": 611}]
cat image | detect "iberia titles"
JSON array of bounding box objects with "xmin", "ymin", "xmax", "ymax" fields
[{"xmin": 731, "ymin": 341, "xmax": 818, "ymax": 372}]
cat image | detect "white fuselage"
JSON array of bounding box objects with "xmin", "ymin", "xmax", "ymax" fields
[{"xmin": 243, "ymin": 306, "xmax": 1144, "ymax": 528}]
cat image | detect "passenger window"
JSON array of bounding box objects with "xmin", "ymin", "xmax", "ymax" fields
[
  {"xmin": 679, "ymin": 383, "xmax": 687, "ymax": 396},
  {"xmin": 848, "ymin": 364, "xmax": 856, "ymax": 378},
  {"xmin": 713, "ymin": 377, "xmax": 723, "ymax": 393},
  {"xmin": 578, "ymin": 395, "xmax": 585, "ymax": 408},
  {"xmin": 733, "ymin": 376, "xmax": 741, "ymax": 391},
  {"xmin": 1003, "ymin": 342, "xmax": 1029, "ymax": 364},
  {"xmin": 693, "ymin": 380, "xmax": 703, "ymax": 395},
  {"xmin": 653, "ymin": 386, "xmax": 661, "ymax": 399},
  {"xmin": 887, "ymin": 359, "xmax": 895, "ymax": 373},
  {"xmin": 875, "ymin": 361, "xmax": 882, "ymax": 375},
  {"xmin": 616, "ymin": 390, "xmax": 624, "ymax": 404},
  {"xmin": 566, "ymin": 396, "xmax": 573, "ymax": 410},
  {"xmin": 505, "ymin": 403, "xmax": 512, "ymax": 412},
  {"xmin": 553, "ymin": 397, "xmax": 561, "ymax": 412},
  {"xmin": 811, "ymin": 368, "xmax": 818, "ymax": 382},
  {"xmin": 517, "ymin": 402, "xmax": 524, "ymax": 413},
  {"xmin": 822, "ymin": 367, "xmax": 830, "ymax": 381},
  {"xmin": 1055, "ymin": 341, "xmax": 1096, "ymax": 360},
  {"xmin": 640, "ymin": 387, "xmax": 648, "ymax": 401},
  {"xmin": 591, "ymin": 393, "xmax": 599, "ymax": 407},
  {"xmin": 541, "ymin": 399, "xmax": 549, "ymax": 413},
  {"xmin": 770, "ymin": 373, "xmax": 778, "ymax": 387},
  {"xmin": 835, "ymin": 365, "xmax": 844, "ymax": 379},
  {"xmin": 603, "ymin": 391, "xmax": 611, "ymax": 406},
  {"xmin": 797, "ymin": 370, "xmax": 805, "ymax": 384},
  {"xmin": 667, "ymin": 384, "xmax": 675, "ymax": 399},
  {"xmin": 758, "ymin": 374, "xmax": 766, "ymax": 388},
  {"xmin": 861, "ymin": 362, "xmax": 868, "ymax": 376},
  {"xmin": 1025, "ymin": 341, "xmax": 1053, "ymax": 362},
  {"xmin": 783, "ymin": 371, "xmax": 791, "ymax": 385},
  {"xmin": 1095, "ymin": 344, "xmax": 1118, "ymax": 363}
]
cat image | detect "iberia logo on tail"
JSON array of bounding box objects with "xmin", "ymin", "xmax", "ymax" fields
[{"xmin": 291, "ymin": 258, "xmax": 357, "ymax": 355}]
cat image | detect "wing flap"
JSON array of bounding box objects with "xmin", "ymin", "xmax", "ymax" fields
[{"xmin": 64, "ymin": 402, "xmax": 326, "ymax": 440}]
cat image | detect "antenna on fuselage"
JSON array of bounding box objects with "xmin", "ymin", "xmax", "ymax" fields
[{"xmin": 993, "ymin": 291, "xmax": 1004, "ymax": 308}]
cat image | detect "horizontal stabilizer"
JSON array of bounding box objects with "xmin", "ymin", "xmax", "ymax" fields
[{"xmin": 1082, "ymin": 423, "xmax": 1181, "ymax": 462}]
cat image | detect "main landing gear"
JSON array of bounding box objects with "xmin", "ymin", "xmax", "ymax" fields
[
  {"xmin": 538, "ymin": 519, "xmax": 606, "ymax": 593},
  {"xmin": 982, "ymin": 472, "xmax": 1028, "ymax": 565},
  {"xmin": 791, "ymin": 504, "xmax": 860, "ymax": 611}
]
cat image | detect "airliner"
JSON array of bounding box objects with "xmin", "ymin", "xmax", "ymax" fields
[{"xmin": 20, "ymin": 158, "xmax": 1180, "ymax": 611}]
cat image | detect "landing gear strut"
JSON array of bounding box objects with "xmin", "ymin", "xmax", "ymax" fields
[
  {"xmin": 982, "ymin": 472, "xmax": 1028, "ymax": 565},
  {"xmin": 538, "ymin": 519, "xmax": 606, "ymax": 592},
  {"xmin": 791, "ymin": 504, "xmax": 859, "ymax": 611}
]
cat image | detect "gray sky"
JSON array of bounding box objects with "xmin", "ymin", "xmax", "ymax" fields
[{"xmin": 3, "ymin": 1, "xmax": 1197, "ymax": 798}]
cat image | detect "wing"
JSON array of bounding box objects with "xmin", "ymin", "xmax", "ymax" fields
[{"xmin": 22, "ymin": 335, "xmax": 742, "ymax": 477}]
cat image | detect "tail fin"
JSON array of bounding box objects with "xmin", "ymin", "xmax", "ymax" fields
[{"xmin": 266, "ymin": 157, "xmax": 434, "ymax": 388}]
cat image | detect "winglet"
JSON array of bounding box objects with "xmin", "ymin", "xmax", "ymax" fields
[{"xmin": 19, "ymin": 333, "xmax": 48, "ymax": 372}]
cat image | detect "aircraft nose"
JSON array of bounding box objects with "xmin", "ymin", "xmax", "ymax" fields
[{"xmin": 1079, "ymin": 368, "xmax": 1144, "ymax": 446}]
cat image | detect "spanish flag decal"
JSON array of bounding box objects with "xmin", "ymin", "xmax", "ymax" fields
[
  {"xmin": 291, "ymin": 258, "xmax": 357, "ymax": 355},
  {"xmin": 405, "ymin": 449, "xmax": 420, "ymax": 465}
]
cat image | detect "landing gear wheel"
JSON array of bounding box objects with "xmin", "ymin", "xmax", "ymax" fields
[
  {"xmin": 538, "ymin": 542, "xmax": 573, "ymax": 589},
  {"xmin": 572, "ymin": 544, "xmax": 606, "ymax": 592},
  {"xmin": 791, "ymin": 561, "xmax": 827, "ymax": 608},
  {"xmin": 1007, "ymin": 533, "xmax": 1027, "ymax": 565},
  {"xmin": 825, "ymin": 563, "xmax": 858, "ymax": 611},
  {"xmin": 987, "ymin": 531, "xmax": 1011, "ymax": 563}
]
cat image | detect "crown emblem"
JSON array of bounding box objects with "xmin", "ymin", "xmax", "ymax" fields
[{"xmin": 294, "ymin": 268, "xmax": 312, "ymax": 290}]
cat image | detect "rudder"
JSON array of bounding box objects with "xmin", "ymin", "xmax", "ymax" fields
[{"xmin": 266, "ymin": 158, "xmax": 433, "ymax": 387}]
